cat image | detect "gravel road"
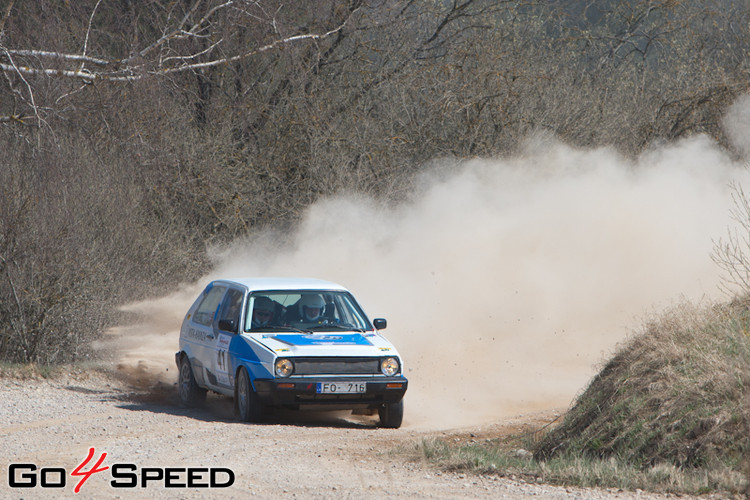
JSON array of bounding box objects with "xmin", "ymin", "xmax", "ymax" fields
[{"xmin": 0, "ymin": 371, "xmax": 708, "ymax": 500}]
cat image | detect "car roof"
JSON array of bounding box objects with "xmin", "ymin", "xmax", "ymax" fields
[{"xmin": 213, "ymin": 277, "xmax": 349, "ymax": 293}]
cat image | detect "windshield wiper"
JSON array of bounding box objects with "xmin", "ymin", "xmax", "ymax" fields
[
  {"xmin": 248, "ymin": 325, "xmax": 311, "ymax": 334},
  {"xmin": 306, "ymin": 324, "xmax": 363, "ymax": 332}
]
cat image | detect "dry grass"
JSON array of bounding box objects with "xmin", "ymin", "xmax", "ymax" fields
[
  {"xmin": 401, "ymin": 298, "xmax": 750, "ymax": 496},
  {"xmin": 534, "ymin": 298, "xmax": 750, "ymax": 494}
]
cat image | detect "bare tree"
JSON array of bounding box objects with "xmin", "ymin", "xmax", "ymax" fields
[
  {"xmin": 0, "ymin": 1, "xmax": 362, "ymax": 127},
  {"xmin": 2, "ymin": 0, "xmax": 750, "ymax": 363},
  {"xmin": 713, "ymin": 181, "xmax": 750, "ymax": 296}
]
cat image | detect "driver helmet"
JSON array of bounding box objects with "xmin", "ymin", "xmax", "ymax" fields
[
  {"xmin": 252, "ymin": 296, "xmax": 275, "ymax": 327},
  {"xmin": 299, "ymin": 294, "xmax": 325, "ymax": 321}
]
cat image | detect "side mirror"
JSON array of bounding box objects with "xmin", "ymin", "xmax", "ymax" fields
[
  {"xmin": 218, "ymin": 319, "xmax": 237, "ymax": 333},
  {"xmin": 373, "ymin": 318, "xmax": 387, "ymax": 330}
]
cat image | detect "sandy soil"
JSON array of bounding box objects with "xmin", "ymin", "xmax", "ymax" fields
[{"xmin": 0, "ymin": 371, "xmax": 702, "ymax": 500}]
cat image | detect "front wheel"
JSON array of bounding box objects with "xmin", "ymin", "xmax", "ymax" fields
[
  {"xmin": 378, "ymin": 400, "xmax": 404, "ymax": 428},
  {"xmin": 178, "ymin": 356, "xmax": 206, "ymax": 407},
  {"xmin": 235, "ymin": 367, "xmax": 265, "ymax": 423}
]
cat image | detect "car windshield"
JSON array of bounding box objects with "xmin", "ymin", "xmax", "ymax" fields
[{"xmin": 244, "ymin": 290, "xmax": 372, "ymax": 333}]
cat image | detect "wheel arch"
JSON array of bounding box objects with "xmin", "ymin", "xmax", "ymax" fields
[
  {"xmin": 234, "ymin": 362, "xmax": 258, "ymax": 393},
  {"xmin": 177, "ymin": 348, "xmax": 207, "ymax": 388}
]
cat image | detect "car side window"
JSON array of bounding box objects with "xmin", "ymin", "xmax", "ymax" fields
[
  {"xmin": 192, "ymin": 285, "xmax": 227, "ymax": 327},
  {"xmin": 217, "ymin": 288, "xmax": 244, "ymax": 332},
  {"xmin": 332, "ymin": 293, "xmax": 368, "ymax": 329}
]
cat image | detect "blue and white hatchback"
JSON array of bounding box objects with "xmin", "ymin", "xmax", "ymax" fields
[{"xmin": 176, "ymin": 278, "xmax": 408, "ymax": 427}]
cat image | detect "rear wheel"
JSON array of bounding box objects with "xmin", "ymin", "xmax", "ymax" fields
[
  {"xmin": 178, "ymin": 356, "xmax": 206, "ymax": 407},
  {"xmin": 235, "ymin": 367, "xmax": 264, "ymax": 423},
  {"xmin": 378, "ymin": 400, "xmax": 404, "ymax": 428}
]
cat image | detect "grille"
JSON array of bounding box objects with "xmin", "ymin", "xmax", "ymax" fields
[{"xmin": 292, "ymin": 357, "xmax": 380, "ymax": 376}]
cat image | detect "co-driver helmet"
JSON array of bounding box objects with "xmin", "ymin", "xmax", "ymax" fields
[{"xmin": 299, "ymin": 294, "xmax": 325, "ymax": 321}]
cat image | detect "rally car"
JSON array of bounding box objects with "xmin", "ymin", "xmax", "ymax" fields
[{"xmin": 176, "ymin": 278, "xmax": 407, "ymax": 428}]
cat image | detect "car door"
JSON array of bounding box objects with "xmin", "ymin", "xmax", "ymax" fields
[
  {"xmin": 211, "ymin": 287, "xmax": 245, "ymax": 391},
  {"xmin": 187, "ymin": 283, "xmax": 227, "ymax": 390}
]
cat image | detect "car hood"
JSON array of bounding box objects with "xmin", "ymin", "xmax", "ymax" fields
[{"xmin": 247, "ymin": 331, "xmax": 400, "ymax": 357}]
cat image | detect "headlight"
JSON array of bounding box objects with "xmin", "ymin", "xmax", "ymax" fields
[
  {"xmin": 275, "ymin": 358, "xmax": 294, "ymax": 377},
  {"xmin": 380, "ymin": 357, "xmax": 399, "ymax": 376}
]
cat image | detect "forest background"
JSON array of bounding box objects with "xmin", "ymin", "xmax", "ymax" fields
[{"xmin": 1, "ymin": 0, "xmax": 749, "ymax": 363}]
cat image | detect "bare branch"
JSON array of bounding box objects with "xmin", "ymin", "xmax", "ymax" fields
[
  {"xmin": 158, "ymin": 27, "xmax": 351, "ymax": 75},
  {"xmin": 80, "ymin": 0, "xmax": 104, "ymax": 73},
  {"xmin": 0, "ymin": 49, "xmax": 44, "ymax": 126},
  {"xmin": 0, "ymin": 0, "xmax": 13, "ymax": 39},
  {"xmin": 129, "ymin": 0, "xmax": 231, "ymax": 63},
  {"xmin": 0, "ymin": 114, "xmax": 35, "ymax": 125},
  {"xmin": 4, "ymin": 49, "xmax": 110, "ymax": 66},
  {"xmin": 161, "ymin": 39, "xmax": 223, "ymax": 65},
  {"xmin": 189, "ymin": 1, "xmax": 234, "ymax": 35},
  {"xmin": 0, "ymin": 61, "xmax": 110, "ymax": 80},
  {"xmin": 0, "ymin": 10, "xmax": 357, "ymax": 82},
  {"xmin": 713, "ymin": 181, "xmax": 750, "ymax": 296}
]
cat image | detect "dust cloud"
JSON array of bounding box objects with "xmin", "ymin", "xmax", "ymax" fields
[
  {"xmin": 109, "ymin": 101, "xmax": 750, "ymax": 430},
  {"xmin": 97, "ymin": 284, "xmax": 202, "ymax": 388}
]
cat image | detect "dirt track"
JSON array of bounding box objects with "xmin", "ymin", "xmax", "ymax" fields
[{"xmin": 0, "ymin": 372, "xmax": 693, "ymax": 499}]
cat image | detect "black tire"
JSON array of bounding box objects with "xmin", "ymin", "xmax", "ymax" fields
[
  {"xmin": 378, "ymin": 400, "xmax": 404, "ymax": 428},
  {"xmin": 235, "ymin": 367, "xmax": 264, "ymax": 423},
  {"xmin": 178, "ymin": 355, "xmax": 207, "ymax": 407}
]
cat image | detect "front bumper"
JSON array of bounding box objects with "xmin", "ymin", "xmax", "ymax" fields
[{"xmin": 253, "ymin": 376, "xmax": 408, "ymax": 409}]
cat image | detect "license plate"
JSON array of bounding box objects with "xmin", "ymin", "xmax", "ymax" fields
[{"xmin": 316, "ymin": 382, "xmax": 366, "ymax": 394}]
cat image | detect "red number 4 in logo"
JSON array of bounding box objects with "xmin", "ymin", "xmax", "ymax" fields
[{"xmin": 71, "ymin": 447, "xmax": 109, "ymax": 493}]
